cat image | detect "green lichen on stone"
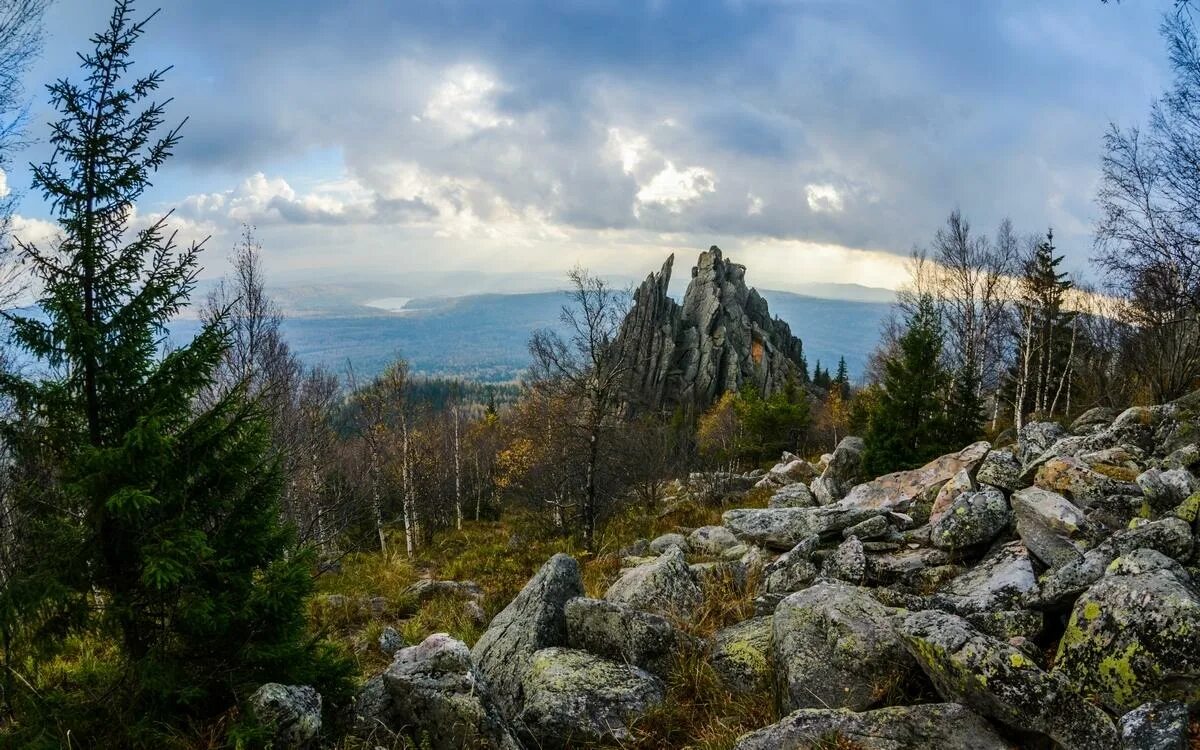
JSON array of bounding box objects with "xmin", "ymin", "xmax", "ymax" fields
[
  {"xmin": 1083, "ymin": 601, "xmax": 1102, "ymax": 621},
  {"xmin": 1172, "ymin": 492, "xmax": 1200, "ymax": 523},
  {"xmin": 724, "ymin": 639, "xmax": 768, "ymax": 674},
  {"xmin": 1096, "ymin": 642, "xmax": 1144, "ymax": 710},
  {"xmin": 1009, "ymin": 652, "xmax": 1028, "ymax": 668}
]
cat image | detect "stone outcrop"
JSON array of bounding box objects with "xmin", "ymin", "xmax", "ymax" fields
[
  {"xmin": 615, "ymin": 247, "xmax": 807, "ymax": 414},
  {"xmin": 733, "ymin": 703, "xmax": 1011, "ymax": 750},
  {"xmin": 248, "ymin": 683, "xmax": 323, "ymax": 750}
]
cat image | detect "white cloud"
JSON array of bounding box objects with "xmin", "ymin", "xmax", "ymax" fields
[
  {"xmin": 9, "ymin": 214, "xmax": 58, "ymax": 247},
  {"xmin": 747, "ymin": 193, "xmax": 764, "ymax": 216},
  {"xmin": 421, "ymin": 65, "xmax": 513, "ymax": 138},
  {"xmin": 636, "ymin": 162, "xmax": 716, "ymax": 212},
  {"xmin": 607, "ymin": 127, "xmax": 650, "ymax": 175},
  {"xmin": 805, "ymin": 183, "xmax": 844, "ymax": 213}
]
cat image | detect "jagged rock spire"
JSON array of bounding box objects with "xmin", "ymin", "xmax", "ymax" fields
[{"xmin": 616, "ymin": 246, "xmax": 806, "ymax": 414}]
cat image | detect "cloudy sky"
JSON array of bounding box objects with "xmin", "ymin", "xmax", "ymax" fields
[{"xmin": 5, "ymin": 0, "xmax": 1175, "ymax": 295}]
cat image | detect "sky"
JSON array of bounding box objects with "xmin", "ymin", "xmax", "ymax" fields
[{"xmin": 2, "ymin": 0, "xmax": 1177, "ymax": 297}]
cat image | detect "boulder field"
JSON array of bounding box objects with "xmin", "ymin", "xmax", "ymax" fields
[{"xmin": 265, "ymin": 390, "xmax": 1200, "ymax": 748}]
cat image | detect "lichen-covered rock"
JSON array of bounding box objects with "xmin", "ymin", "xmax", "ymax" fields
[
  {"xmin": 378, "ymin": 625, "xmax": 405, "ymax": 656},
  {"xmin": 930, "ymin": 488, "xmax": 1010, "ymax": 550},
  {"xmin": 840, "ymin": 442, "xmax": 991, "ymax": 521},
  {"xmin": 772, "ymin": 581, "xmax": 912, "ymax": 712},
  {"xmin": 866, "ymin": 547, "xmax": 951, "ymax": 586},
  {"xmin": 564, "ymin": 597, "xmax": 680, "ymax": 677},
  {"xmin": 1035, "ymin": 455, "xmax": 1141, "ymax": 508},
  {"xmin": 248, "ymin": 683, "xmax": 323, "ymax": 750},
  {"xmin": 732, "ymin": 703, "xmax": 1011, "ymax": 750},
  {"xmin": 765, "ymin": 457, "xmax": 817, "ymax": 486},
  {"xmin": 349, "ymin": 675, "xmax": 395, "ymax": 741},
  {"xmin": 820, "ymin": 536, "xmax": 868, "ymax": 584},
  {"xmin": 976, "ymin": 448, "xmax": 1024, "ymax": 492},
  {"xmin": 964, "ymin": 609, "xmax": 1044, "ymax": 642},
  {"xmin": 1036, "ymin": 517, "xmax": 1194, "ymax": 608},
  {"xmin": 929, "ymin": 468, "xmax": 976, "ymax": 524},
  {"xmin": 472, "ymin": 553, "xmax": 584, "ymax": 718},
  {"xmin": 760, "ymin": 535, "xmax": 819, "ymax": 602},
  {"xmin": 384, "ymin": 634, "xmax": 522, "ymax": 750},
  {"xmin": 604, "ymin": 545, "xmax": 702, "ymax": 617},
  {"xmin": 518, "ymin": 647, "xmax": 664, "ymax": 747},
  {"xmin": 710, "ymin": 616, "xmax": 773, "ymax": 694},
  {"xmin": 689, "ymin": 525, "xmax": 739, "ymax": 556},
  {"xmin": 1119, "ymin": 701, "xmax": 1189, "ymax": 750},
  {"xmin": 1137, "ymin": 468, "xmax": 1199, "ymax": 515},
  {"xmin": 934, "ymin": 541, "xmax": 1039, "ymax": 614},
  {"xmin": 768, "ymin": 481, "xmax": 816, "ymax": 508},
  {"xmin": 899, "ymin": 609, "xmax": 1119, "ymax": 750},
  {"xmin": 1011, "ymin": 486, "xmax": 1088, "ymax": 569},
  {"xmin": 1073, "ymin": 407, "xmax": 1119, "ymax": 435},
  {"xmin": 1054, "ymin": 567, "xmax": 1200, "ymax": 713},
  {"xmin": 648, "ymin": 532, "xmax": 688, "ymax": 554},
  {"xmin": 723, "ymin": 505, "xmax": 882, "ymax": 549},
  {"xmin": 1019, "ymin": 421, "xmax": 1068, "ymax": 464}
]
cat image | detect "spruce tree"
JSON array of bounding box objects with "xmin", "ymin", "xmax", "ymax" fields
[
  {"xmin": 862, "ymin": 294, "xmax": 952, "ymax": 475},
  {"xmin": 0, "ymin": 3, "xmax": 349, "ymax": 743},
  {"xmin": 833, "ymin": 356, "xmax": 851, "ymax": 399},
  {"xmin": 946, "ymin": 363, "xmax": 985, "ymax": 447}
]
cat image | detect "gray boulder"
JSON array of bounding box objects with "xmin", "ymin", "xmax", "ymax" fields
[
  {"xmin": 772, "ymin": 581, "xmax": 912, "ymax": 712},
  {"xmin": 472, "ymin": 553, "xmax": 584, "ymax": 718},
  {"xmin": 384, "ymin": 634, "xmax": 522, "ymax": 750},
  {"xmin": 1138, "ymin": 468, "xmax": 1199, "ymax": 515},
  {"xmin": 378, "ymin": 625, "xmax": 405, "ymax": 657},
  {"xmin": 1034, "ymin": 455, "xmax": 1141, "ymax": 508},
  {"xmin": 1054, "ymin": 567, "xmax": 1200, "ymax": 712},
  {"xmin": 899, "ymin": 609, "xmax": 1118, "ymax": 750},
  {"xmin": 732, "ymin": 703, "xmax": 1010, "ymax": 750},
  {"xmin": 1036, "ymin": 517, "xmax": 1194, "ymax": 608},
  {"xmin": 1019, "ymin": 421, "xmax": 1068, "ymax": 464},
  {"xmin": 811, "ymin": 436, "xmax": 864, "ymax": 503},
  {"xmin": 1073, "ymin": 406, "xmax": 1119, "ymax": 435},
  {"xmin": 564, "ymin": 597, "xmax": 680, "ymax": 677},
  {"xmin": 840, "ymin": 442, "xmax": 991, "ymax": 521},
  {"xmin": 723, "ymin": 505, "xmax": 882, "ymax": 550},
  {"xmin": 930, "ymin": 488, "xmax": 1010, "ymax": 550},
  {"xmin": 928, "ymin": 468, "xmax": 976, "ymax": 524},
  {"xmin": 710, "ymin": 616, "xmax": 773, "ymax": 695},
  {"xmin": 820, "ymin": 536, "xmax": 868, "ymax": 584},
  {"xmin": 1011, "ymin": 486, "xmax": 1088, "ymax": 569},
  {"xmin": 248, "ymin": 683, "xmax": 323, "ymax": 750},
  {"xmin": 768, "ymin": 482, "xmax": 816, "ymax": 508},
  {"xmin": 604, "ymin": 545, "xmax": 703, "ymax": 617},
  {"xmin": 688, "ymin": 525, "xmax": 739, "ymax": 556},
  {"xmin": 976, "ymin": 448, "xmax": 1024, "ymax": 492},
  {"xmin": 1119, "ymin": 701, "xmax": 1189, "ymax": 750},
  {"xmin": 648, "ymin": 532, "xmax": 688, "ymax": 554},
  {"xmin": 934, "ymin": 541, "xmax": 1039, "ymax": 614},
  {"xmin": 518, "ymin": 647, "xmax": 664, "ymax": 747},
  {"xmin": 842, "ymin": 514, "xmax": 892, "ymax": 540}
]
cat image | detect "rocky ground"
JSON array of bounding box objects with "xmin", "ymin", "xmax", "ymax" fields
[{"xmin": 254, "ymin": 390, "xmax": 1200, "ymax": 749}]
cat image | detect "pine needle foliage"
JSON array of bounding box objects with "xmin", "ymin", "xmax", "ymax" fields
[{"xmin": 0, "ymin": 3, "xmax": 351, "ymax": 745}]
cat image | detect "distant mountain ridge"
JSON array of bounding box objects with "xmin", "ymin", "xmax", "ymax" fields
[{"xmin": 168, "ymin": 279, "xmax": 894, "ymax": 385}]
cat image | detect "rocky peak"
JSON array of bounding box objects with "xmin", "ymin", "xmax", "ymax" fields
[{"xmin": 617, "ymin": 246, "xmax": 806, "ymax": 414}]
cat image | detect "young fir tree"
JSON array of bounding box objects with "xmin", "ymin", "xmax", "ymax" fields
[
  {"xmin": 945, "ymin": 363, "xmax": 985, "ymax": 447},
  {"xmin": 0, "ymin": 3, "xmax": 350, "ymax": 743},
  {"xmin": 862, "ymin": 294, "xmax": 952, "ymax": 475},
  {"xmin": 833, "ymin": 356, "xmax": 851, "ymax": 400}
]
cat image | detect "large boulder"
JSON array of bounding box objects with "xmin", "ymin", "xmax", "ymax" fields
[
  {"xmin": 820, "ymin": 535, "xmax": 868, "ymax": 584},
  {"xmin": 472, "ymin": 553, "xmax": 584, "ymax": 717},
  {"xmin": 1073, "ymin": 407, "xmax": 1118, "ymax": 435},
  {"xmin": 1137, "ymin": 468, "xmax": 1199, "ymax": 515},
  {"xmin": 518, "ymin": 647, "xmax": 664, "ymax": 747},
  {"xmin": 899, "ymin": 609, "xmax": 1118, "ymax": 750},
  {"xmin": 928, "ymin": 468, "xmax": 976, "ymax": 524},
  {"xmin": 1035, "ymin": 456, "xmax": 1141, "ymax": 508},
  {"xmin": 688, "ymin": 525, "xmax": 739, "ymax": 556},
  {"xmin": 604, "ymin": 545, "xmax": 703, "ymax": 617},
  {"xmin": 768, "ymin": 481, "xmax": 816, "ymax": 508},
  {"xmin": 840, "ymin": 442, "xmax": 991, "ymax": 521},
  {"xmin": 564, "ymin": 597, "xmax": 680, "ymax": 677},
  {"xmin": 811, "ymin": 436, "xmax": 864, "ymax": 503},
  {"xmin": 648, "ymin": 532, "xmax": 688, "ymax": 554},
  {"xmin": 934, "ymin": 541, "xmax": 1039, "ymax": 614},
  {"xmin": 1011, "ymin": 486, "xmax": 1088, "ymax": 569},
  {"xmin": 760, "ymin": 535, "xmax": 819, "ymax": 596},
  {"xmin": 710, "ymin": 616, "xmax": 773, "ymax": 695},
  {"xmin": 1119, "ymin": 701, "xmax": 1190, "ymax": 750},
  {"xmin": 723, "ymin": 505, "xmax": 882, "ymax": 550},
  {"xmin": 930, "ymin": 488, "xmax": 1010, "ymax": 550},
  {"xmin": 248, "ymin": 683, "xmax": 322, "ymax": 750},
  {"xmin": 1054, "ymin": 566, "xmax": 1200, "ymax": 713},
  {"xmin": 384, "ymin": 634, "xmax": 522, "ymax": 750},
  {"xmin": 1036, "ymin": 517, "xmax": 1194, "ymax": 608},
  {"xmin": 976, "ymin": 448, "xmax": 1024, "ymax": 492},
  {"xmin": 732, "ymin": 703, "xmax": 1010, "ymax": 750},
  {"xmin": 1019, "ymin": 421, "xmax": 1068, "ymax": 464},
  {"xmin": 772, "ymin": 581, "xmax": 912, "ymax": 712}
]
